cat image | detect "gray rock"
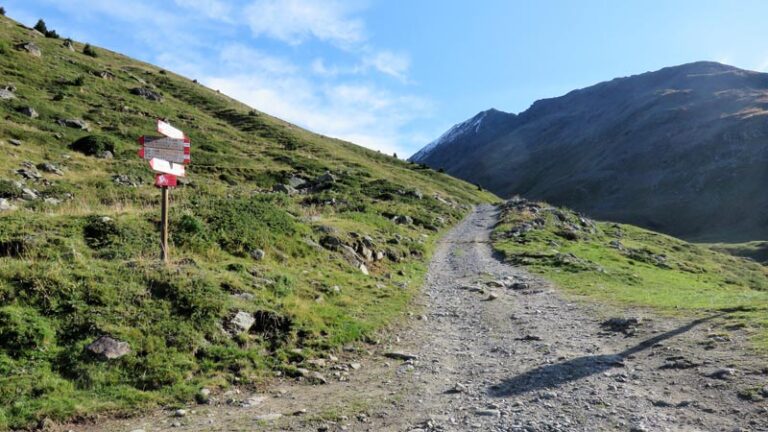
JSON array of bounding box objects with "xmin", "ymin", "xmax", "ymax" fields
[
  {"xmin": 704, "ymin": 367, "xmax": 736, "ymax": 380},
  {"xmin": 229, "ymin": 311, "xmax": 255, "ymax": 333},
  {"xmin": 196, "ymin": 388, "xmax": 211, "ymax": 404},
  {"xmin": 38, "ymin": 163, "xmax": 63, "ymax": 175},
  {"xmin": 250, "ymin": 249, "xmax": 265, "ymax": 260},
  {"xmin": 173, "ymin": 409, "xmax": 187, "ymax": 417},
  {"xmin": 474, "ymin": 409, "xmax": 500, "ymax": 417},
  {"xmin": 44, "ymin": 198, "xmax": 61, "ymax": 206},
  {"xmin": 392, "ymin": 215, "xmax": 414, "ymax": 225},
  {"xmin": 314, "ymin": 171, "xmax": 336, "ymax": 187},
  {"xmin": 86, "ymin": 335, "xmax": 131, "ymax": 359},
  {"xmin": 8, "ymin": 138, "xmax": 22, "ymax": 146},
  {"xmin": 99, "ymin": 150, "xmax": 114, "ymax": 159},
  {"xmin": 0, "ymin": 88, "xmax": 15, "ymax": 100},
  {"xmin": 62, "ymin": 39, "xmax": 75, "ymax": 51},
  {"xmin": 357, "ymin": 244, "xmax": 373, "ymax": 261},
  {"xmin": 15, "ymin": 42, "xmax": 41, "ymax": 57},
  {"xmin": 16, "ymin": 168, "xmax": 40, "ymax": 180},
  {"xmin": 254, "ymin": 413, "xmax": 282, "ymax": 421},
  {"xmin": 0, "ymin": 198, "xmax": 17, "ymax": 211},
  {"xmin": 130, "ymin": 87, "xmax": 163, "ymax": 101},
  {"xmin": 272, "ymin": 183, "xmax": 297, "ymax": 195},
  {"xmin": 57, "ymin": 118, "xmax": 90, "ymax": 130},
  {"xmin": 296, "ymin": 368, "xmax": 328, "ymax": 384},
  {"xmin": 384, "ymin": 351, "xmax": 418, "ymax": 361},
  {"xmin": 287, "ymin": 175, "xmax": 306, "ymax": 188},
  {"xmin": 358, "ymin": 262, "xmax": 369, "ymax": 275},
  {"xmin": 18, "ymin": 106, "xmax": 38, "ymax": 118},
  {"xmin": 113, "ymin": 174, "xmax": 140, "ymax": 187},
  {"xmin": 98, "ymin": 71, "xmax": 115, "ymax": 80},
  {"xmin": 21, "ymin": 188, "xmax": 38, "ymax": 201}
]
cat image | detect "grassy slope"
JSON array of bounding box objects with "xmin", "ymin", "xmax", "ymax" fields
[
  {"xmin": 0, "ymin": 16, "xmax": 496, "ymax": 429},
  {"xmin": 492, "ymin": 198, "xmax": 768, "ymax": 350}
]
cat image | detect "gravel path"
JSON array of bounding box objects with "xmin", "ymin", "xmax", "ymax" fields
[{"xmin": 74, "ymin": 205, "xmax": 768, "ymax": 432}]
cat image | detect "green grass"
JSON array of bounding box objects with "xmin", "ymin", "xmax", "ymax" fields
[
  {"xmin": 492, "ymin": 198, "xmax": 768, "ymax": 350},
  {"xmin": 0, "ymin": 14, "xmax": 496, "ymax": 429}
]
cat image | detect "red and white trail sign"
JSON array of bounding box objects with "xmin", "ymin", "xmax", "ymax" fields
[
  {"xmin": 157, "ymin": 119, "xmax": 186, "ymax": 140},
  {"xmin": 138, "ymin": 136, "xmax": 190, "ymax": 164},
  {"xmin": 149, "ymin": 157, "xmax": 186, "ymax": 177},
  {"xmin": 154, "ymin": 173, "xmax": 178, "ymax": 188}
]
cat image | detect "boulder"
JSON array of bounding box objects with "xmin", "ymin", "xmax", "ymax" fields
[
  {"xmin": 21, "ymin": 188, "xmax": 38, "ymax": 201},
  {"xmin": 0, "ymin": 198, "xmax": 17, "ymax": 211},
  {"xmin": 62, "ymin": 39, "xmax": 75, "ymax": 51},
  {"xmin": 86, "ymin": 336, "xmax": 131, "ymax": 360},
  {"xmin": 38, "ymin": 163, "xmax": 63, "ymax": 176},
  {"xmin": 287, "ymin": 175, "xmax": 306, "ymax": 188},
  {"xmin": 392, "ymin": 215, "xmax": 414, "ymax": 225},
  {"xmin": 0, "ymin": 88, "xmax": 15, "ymax": 100},
  {"xmin": 56, "ymin": 118, "xmax": 90, "ymax": 130},
  {"xmin": 15, "ymin": 42, "xmax": 41, "ymax": 57},
  {"xmin": 99, "ymin": 151, "xmax": 114, "ymax": 159},
  {"xmin": 250, "ymin": 248, "xmax": 265, "ymax": 260},
  {"xmin": 319, "ymin": 235, "xmax": 343, "ymax": 250},
  {"xmin": 229, "ymin": 311, "xmax": 255, "ymax": 333},
  {"xmin": 18, "ymin": 106, "xmax": 39, "ymax": 118},
  {"xmin": 130, "ymin": 87, "xmax": 163, "ymax": 101}
]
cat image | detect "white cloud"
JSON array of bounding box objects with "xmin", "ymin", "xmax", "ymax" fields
[
  {"xmin": 363, "ymin": 50, "xmax": 411, "ymax": 81},
  {"xmin": 202, "ymin": 71, "xmax": 432, "ymax": 157},
  {"xmin": 219, "ymin": 44, "xmax": 298, "ymax": 75},
  {"xmin": 243, "ymin": 0, "xmax": 365, "ymax": 47}
]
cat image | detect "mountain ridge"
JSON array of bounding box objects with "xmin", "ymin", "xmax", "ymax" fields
[{"xmin": 411, "ymin": 61, "xmax": 768, "ymax": 242}]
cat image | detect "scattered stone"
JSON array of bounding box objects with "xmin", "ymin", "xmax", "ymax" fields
[
  {"xmin": 600, "ymin": 317, "xmax": 642, "ymax": 335},
  {"xmin": 660, "ymin": 356, "xmax": 698, "ymax": 370},
  {"xmin": 704, "ymin": 367, "xmax": 736, "ymax": 380},
  {"xmin": 112, "ymin": 174, "xmax": 140, "ymax": 187},
  {"xmin": 62, "ymin": 39, "xmax": 75, "ymax": 51},
  {"xmin": 446, "ymin": 383, "xmax": 466, "ymax": 393},
  {"xmin": 229, "ymin": 311, "xmax": 255, "ymax": 333},
  {"xmin": 349, "ymin": 362, "xmax": 362, "ymax": 370},
  {"xmin": 18, "ymin": 106, "xmax": 38, "ymax": 118},
  {"xmin": 358, "ymin": 262, "xmax": 369, "ymax": 275},
  {"xmin": 392, "ymin": 215, "xmax": 414, "ymax": 225},
  {"xmin": 250, "ymin": 248, "xmax": 266, "ymax": 260},
  {"xmin": 486, "ymin": 280, "xmax": 505, "ymax": 287},
  {"xmin": 38, "ymin": 163, "xmax": 63, "ymax": 175},
  {"xmin": 99, "ymin": 150, "xmax": 114, "ymax": 159},
  {"xmin": 474, "ymin": 408, "xmax": 500, "ymax": 417},
  {"xmin": 196, "ymin": 388, "xmax": 211, "ymax": 404},
  {"xmin": 17, "ymin": 168, "xmax": 41, "ymax": 180},
  {"xmin": 86, "ymin": 335, "xmax": 131, "ymax": 360},
  {"xmin": 486, "ymin": 292, "xmax": 499, "ymax": 301},
  {"xmin": 307, "ymin": 358, "xmax": 327, "ymax": 367},
  {"xmin": 287, "ymin": 175, "xmax": 306, "ymax": 188},
  {"xmin": 98, "ymin": 70, "xmax": 115, "ymax": 80},
  {"xmin": 173, "ymin": 409, "xmax": 187, "ymax": 417},
  {"xmin": 242, "ymin": 395, "xmax": 267, "ymax": 408},
  {"xmin": 313, "ymin": 171, "xmax": 336, "ymax": 188},
  {"xmin": 130, "ymin": 87, "xmax": 163, "ymax": 101},
  {"xmin": 384, "ymin": 351, "xmax": 418, "ymax": 361},
  {"xmin": 15, "ymin": 41, "xmax": 41, "ymax": 57},
  {"xmin": 0, "ymin": 198, "xmax": 17, "ymax": 211},
  {"xmin": 296, "ymin": 368, "xmax": 328, "ymax": 384},
  {"xmin": 516, "ymin": 335, "xmax": 542, "ymax": 341},
  {"xmin": 510, "ymin": 282, "xmax": 529, "ymax": 290},
  {"xmin": 44, "ymin": 197, "xmax": 61, "ymax": 206},
  {"xmin": 273, "ymin": 183, "xmax": 297, "ymax": 194},
  {"xmin": 8, "ymin": 138, "xmax": 22, "ymax": 146},
  {"xmin": 21, "ymin": 187, "xmax": 41, "ymax": 201},
  {"xmin": 0, "ymin": 88, "xmax": 16, "ymax": 100},
  {"xmin": 56, "ymin": 118, "xmax": 90, "ymax": 130}
]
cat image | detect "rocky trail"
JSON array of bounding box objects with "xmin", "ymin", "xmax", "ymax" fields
[{"xmin": 72, "ymin": 205, "xmax": 768, "ymax": 432}]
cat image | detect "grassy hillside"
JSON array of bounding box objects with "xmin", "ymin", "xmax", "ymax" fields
[
  {"xmin": 493, "ymin": 197, "xmax": 768, "ymax": 350},
  {"xmin": 0, "ymin": 15, "xmax": 495, "ymax": 429}
]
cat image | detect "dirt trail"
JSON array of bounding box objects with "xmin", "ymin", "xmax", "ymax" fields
[{"xmin": 74, "ymin": 205, "xmax": 768, "ymax": 432}]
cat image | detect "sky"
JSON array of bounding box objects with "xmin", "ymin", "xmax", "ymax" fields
[{"xmin": 5, "ymin": 0, "xmax": 768, "ymax": 157}]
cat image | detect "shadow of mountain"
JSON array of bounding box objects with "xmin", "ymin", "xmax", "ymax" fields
[{"xmin": 488, "ymin": 314, "xmax": 722, "ymax": 397}]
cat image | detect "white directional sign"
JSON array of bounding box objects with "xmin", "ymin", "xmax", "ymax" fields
[
  {"xmin": 138, "ymin": 147, "xmax": 189, "ymax": 164},
  {"xmin": 157, "ymin": 119, "xmax": 186, "ymax": 140},
  {"xmin": 138, "ymin": 136, "xmax": 190, "ymax": 164},
  {"xmin": 149, "ymin": 158, "xmax": 186, "ymax": 177}
]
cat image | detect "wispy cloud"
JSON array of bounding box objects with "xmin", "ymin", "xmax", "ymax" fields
[{"xmin": 243, "ymin": 0, "xmax": 365, "ymax": 47}]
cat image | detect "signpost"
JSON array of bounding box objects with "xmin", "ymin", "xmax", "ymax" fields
[{"xmin": 138, "ymin": 119, "xmax": 191, "ymax": 264}]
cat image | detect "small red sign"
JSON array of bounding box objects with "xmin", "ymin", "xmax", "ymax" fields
[{"xmin": 154, "ymin": 173, "xmax": 177, "ymax": 188}]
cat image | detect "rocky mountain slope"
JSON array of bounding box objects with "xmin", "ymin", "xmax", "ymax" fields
[
  {"xmin": 0, "ymin": 13, "xmax": 495, "ymax": 429},
  {"xmin": 411, "ymin": 61, "xmax": 768, "ymax": 242}
]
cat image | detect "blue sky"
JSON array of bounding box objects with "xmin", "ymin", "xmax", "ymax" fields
[{"xmin": 5, "ymin": 1, "xmax": 768, "ymax": 157}]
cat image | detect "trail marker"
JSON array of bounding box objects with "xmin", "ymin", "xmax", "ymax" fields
[{"xmin": 138, "ymin": 120, "xmax": 191, "ymax": 264}]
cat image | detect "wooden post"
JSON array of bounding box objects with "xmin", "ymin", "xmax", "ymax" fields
[{"xmin": 160, "ymin": 186, "xmax": 169, "ymax": 263}]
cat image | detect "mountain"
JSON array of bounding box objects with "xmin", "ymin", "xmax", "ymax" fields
[
  {"xmin": 411, "ymin": 61, "xmax": 768, "ymax": 242},
  {"xmin": 0, "ymin": 14, "xmax": 495, "ymax": 428}
]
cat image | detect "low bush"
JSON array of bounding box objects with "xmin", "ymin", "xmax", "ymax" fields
[{"xmin": 69, "ymin": 134, "xmax": 115, "ymax": 156}]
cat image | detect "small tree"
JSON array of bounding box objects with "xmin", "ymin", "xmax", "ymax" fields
[
  {"xmin": 83, "ymin": 43, "xmax": 97, "ymax": 57},
  {"xmin": 0, "ymin": 7, "xmax": 6, "ymax": 16},
  {"xmin": 393, "ymin": 152, "xmax": 398, "ymax": 159},
  {"xmin": 33, "ymin": 19, "xmax": 48, "ymax": 34}
]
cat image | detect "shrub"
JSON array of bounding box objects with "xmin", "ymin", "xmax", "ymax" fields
[
  {"xmin": 0, "ymin": 306, "xmax": 55, "ymax": 355},
  {"xmin": 83, "ymin": 216, "xmax": 121, "ymax": 249},
  {"xmin": 69, "ymin": 134, "xmax": 116, "ymax": 156},
  {"xmin": 0, "ymin": 7, "xmax": 5, "ymax": 16},
  {"xmin": 82, "ymin": 43, "xmax": 97, "ymax": 57},
  {"xmin": 33, "ymin": 19, "xmax": 47, "ymax": 34}
]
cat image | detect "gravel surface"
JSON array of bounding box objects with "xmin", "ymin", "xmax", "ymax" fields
[{"xmin": 70, "ymin": 205, "xmax": 768, "ymax": 432}]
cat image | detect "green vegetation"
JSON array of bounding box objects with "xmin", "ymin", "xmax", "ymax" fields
[
  {"xmin": 0, "ymin": 14, "xmax": 495, "ymax": 429},
  {"xmin": 492, "ymin": 198, "xmax": 768, "ymax": 350}
]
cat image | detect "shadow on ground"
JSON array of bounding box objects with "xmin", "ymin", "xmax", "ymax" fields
[{"xmin": 488, "ymin": 314, "xmax": 723, "ymax": 397}]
